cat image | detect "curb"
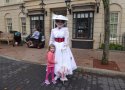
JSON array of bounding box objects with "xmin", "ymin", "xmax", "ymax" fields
[
  {"xmin": 77, "ymin": 66, "xmax": 125, "ymax": 77},
  {"xmin": 1, "ymin": 55, "xmax": 125, "ymax": 77}
]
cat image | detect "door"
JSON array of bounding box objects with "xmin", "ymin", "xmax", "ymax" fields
[{"xmin": 30, "ymin": 15, "xmax": 44, "ymax": 35}]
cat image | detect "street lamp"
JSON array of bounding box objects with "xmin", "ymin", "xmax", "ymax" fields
[
  {"xmin": 39, "ymin": 0, "xmax": 47, "ymax": 16},
  {"xmin": 65, "ymin": 0, "xmax": 71, "ymax": 14},
  {"xmin": 19, "ymin": 3, "xmax": 25, "ymax": 14},
  {"xmin": 95, "ymin": 0, "xmax": 101, "ymax": 13}
]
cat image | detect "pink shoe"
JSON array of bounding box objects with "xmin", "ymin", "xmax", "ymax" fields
[{"xmin": 44, "ymin": 80, "xmax": 50, "ymax": 85}]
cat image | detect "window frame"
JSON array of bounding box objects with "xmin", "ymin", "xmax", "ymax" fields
[
  {"xmin": 72, "ymin": 11, "xmax": 94, "ymax": 39},
  {"xmin": 6, "ymin": 18, "xmax": 12, "ymax": 33},
  {"xmin": 20, "ymin": 17, "xmax": 27, "ymax": 35},
  {"xmin": 110, "ymin": 12, "xmax": 119, "ymax": 40},
  {"xmin": 5, "ymin": 0, "xmax": 9, "ymax": 3}
]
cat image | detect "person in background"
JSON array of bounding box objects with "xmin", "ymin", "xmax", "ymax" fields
[{"xmin": 26, "ymin": 28, "xmax": 40, "ymax": 47}]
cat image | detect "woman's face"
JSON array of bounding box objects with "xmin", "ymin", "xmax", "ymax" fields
[{"xmin": 55, "ymin": 20, "xmax": 64, "ymax": 28}]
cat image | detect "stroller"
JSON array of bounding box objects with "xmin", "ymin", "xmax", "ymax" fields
[{"xmin": 13, "ymin": 31, "xmax": 22, "ymax": 47}]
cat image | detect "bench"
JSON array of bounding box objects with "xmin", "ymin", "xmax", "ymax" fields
[{"xmin": 0, "ymin": 32, "xmax": 14, "ymax": 45}]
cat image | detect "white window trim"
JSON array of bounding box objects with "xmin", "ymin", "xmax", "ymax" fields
[
  {"xmin": 5, "ymin": 0, "xmax": 9, "ymax": 3},
  {"xmin": 110, "ymin": 11, "xmax": 120, "ymax": 40},
  {"xmin": 6, "ymin": 18, "xmax": 12, "ymax": 33},
  {"xmin": 20, "ymin": 17, "xmax": 26, "ymax": 36}
]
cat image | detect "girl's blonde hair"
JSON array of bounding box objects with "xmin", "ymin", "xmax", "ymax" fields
[{"xmin": 48, "ymin": 44, "xmax": 55, "ymax": 51}]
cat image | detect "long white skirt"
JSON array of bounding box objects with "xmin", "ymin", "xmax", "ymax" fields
[{"xmin": 54, "ymin": 42, "xmax": 77, "ymax": 76}]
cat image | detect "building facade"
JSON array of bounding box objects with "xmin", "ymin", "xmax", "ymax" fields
[{"xmin": 0, "ymin": 0, "xmax": 125, "ymax": 49}]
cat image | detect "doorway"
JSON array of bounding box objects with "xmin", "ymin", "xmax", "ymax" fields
[{"xmin": 30, "ymin": 15, "xmax": 44, "ymax": 35}]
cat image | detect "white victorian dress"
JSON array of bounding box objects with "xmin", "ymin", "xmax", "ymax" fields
[{"xmin": 49, "ymin": 27, "xmax": 77, "ymax": 76}]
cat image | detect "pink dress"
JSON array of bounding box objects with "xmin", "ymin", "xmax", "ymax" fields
[{"xmin": 45, "ymin": 51, "xmax": 55, "ymax": 81}]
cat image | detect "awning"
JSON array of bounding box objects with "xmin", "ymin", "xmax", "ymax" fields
[
  {"xmin": 27, "ymin": 8, "xmax": 44, "ymax": 15},
  {"xmin": 72, "ymin": 2, "xmax": 96, "ymax": 12}
]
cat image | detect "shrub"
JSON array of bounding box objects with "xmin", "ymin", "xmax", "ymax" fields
[{"xmin": 99, "ymin": 43, "xmax": 125, "ymax": 51}]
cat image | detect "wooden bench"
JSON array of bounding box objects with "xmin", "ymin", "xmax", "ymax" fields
[{"xmin": 0, "ymin": 32, "xmax": 14, "ymax": 45}]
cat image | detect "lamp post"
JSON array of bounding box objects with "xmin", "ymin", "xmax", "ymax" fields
[
  {"xmin": 65, "ymin": 0, "xmax": 71, "ymax": 14},
  {"xmin": 39, "ymin": 0, "xmax": 47, "ymax": 16},
  {"xmin": 95, "ymin": 0, "xmax": 101, "ymax": 13},
  {"xmin": 19, "ymin": 3, "xmax": 25, "ymax": 14}
]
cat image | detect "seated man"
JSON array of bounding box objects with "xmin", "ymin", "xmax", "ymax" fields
[{"xmin": 26, "ymin": 28, "xmax": 40, "ymax": 47}]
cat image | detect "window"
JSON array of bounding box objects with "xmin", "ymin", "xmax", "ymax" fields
[
  {"xmin": 21, "ymin": 17, "xmax": 26, "ymax": 35},
  {"xmin": 30, "ymin": 15, "xmax": 44, "ymax": 34},
  {"xmin": 6, "ymin": 18, "xmax": 12, "ymax": 32},
  {"xmin": 73, "ymin": 12, "xmax": 94, "ymax": 39},
  {"xmin": 110, "ymin": 12, "xmax": 118, "ymax": 38},
  {"xmin": 5, "ymin": 0, "xmax": 9, "ymax": 3}
]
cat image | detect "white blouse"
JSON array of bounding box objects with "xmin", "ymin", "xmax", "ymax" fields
[{"xmin": 49, "ymin": 27, "xmax": 69, "ymax": 46}]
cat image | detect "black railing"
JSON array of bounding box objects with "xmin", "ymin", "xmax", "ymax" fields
[{"xmin": 99, "ymin": 33, "xmax": 125, "ymax": 51}]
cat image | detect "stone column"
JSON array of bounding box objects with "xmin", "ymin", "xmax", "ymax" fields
[
  {"xmin": 67, "ymin": 10, "xmax": 72, "ymax": 47},
  {"xmin": 44, "ymin": 8, "xmax": 51, "ymax": 48}
]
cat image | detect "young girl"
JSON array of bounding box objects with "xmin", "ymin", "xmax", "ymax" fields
[{"xmin": 44, "ymin": 44, "xmax": 57, "ymax": 85}]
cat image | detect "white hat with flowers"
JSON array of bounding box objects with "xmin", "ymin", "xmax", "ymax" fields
[{"xmin": 52, "ymin": 14, "xmax": 68, "ymax": 21}]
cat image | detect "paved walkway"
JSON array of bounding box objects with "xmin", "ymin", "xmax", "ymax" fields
[
  {"xmin": 0, "ymin": 44, "xmax": 125, "ymax": 73},
  {"xmin": 1, "ymin": 57, "xmax": 125, "ymax": 90}
]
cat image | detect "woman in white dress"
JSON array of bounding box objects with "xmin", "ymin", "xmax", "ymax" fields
[{"xmin": 49, "ymin": 15, "xmax": 77, "ymax": 82}]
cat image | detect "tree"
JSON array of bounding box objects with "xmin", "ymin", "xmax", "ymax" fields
[{"xmin": 101, "ymin": 0, "xmax": 110, "ymax": 64}]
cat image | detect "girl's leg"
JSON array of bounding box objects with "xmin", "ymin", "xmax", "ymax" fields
[
  {"xmin": 45, "ymin": 67, "xmax": 51, "ymax": 84},
  {"xmin": 51, "ymin": 67, "xmax": 56, "ymax": 84},
  {"xmin": 51, "ymin": 67, "xmax": 54, "ymax": 80},
  {"xmin": 45, "ymin": 67, "xmax": 51, "ymax": 80}
]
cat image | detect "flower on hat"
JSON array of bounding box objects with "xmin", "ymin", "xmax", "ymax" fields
[{"xmin": 52, "ymin": 14, "xmax": 68, "ymax": 21}]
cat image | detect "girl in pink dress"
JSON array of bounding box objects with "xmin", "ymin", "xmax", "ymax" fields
[{"xmin": 44, "ymin": 44, "xmax": 57, "ymax": 85}]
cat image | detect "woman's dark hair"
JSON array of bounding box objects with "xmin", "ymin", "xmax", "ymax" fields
[{"xmin": 55, "ymin": 20, "xmax": 65, "ymax": 23}]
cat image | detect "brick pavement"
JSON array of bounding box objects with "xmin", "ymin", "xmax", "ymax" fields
[
  {"xmin": 1, "ymin": 56, "xmax": 125, "ymax": 90},
  {"xmin": 0, "ymin": 44, "xmax": 125, "ymax": 72}
]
